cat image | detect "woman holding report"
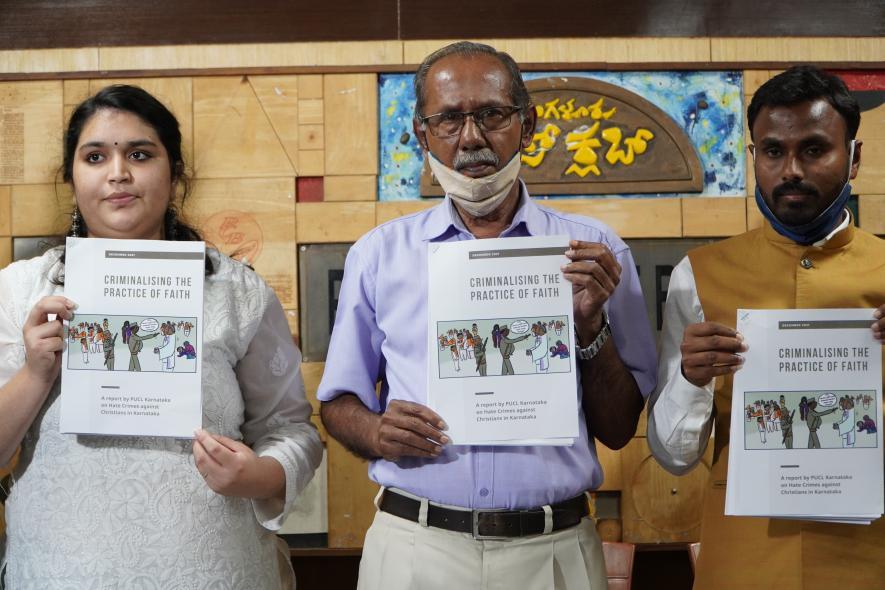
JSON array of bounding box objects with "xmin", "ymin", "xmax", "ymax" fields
[{"xmin": 0, "ymin": 85, "xmax": 322, "ymax": 588}]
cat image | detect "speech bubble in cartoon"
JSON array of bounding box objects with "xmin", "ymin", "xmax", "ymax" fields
[
  {"xmin": 140, "ymin": 318, "xmax": 160, "ymax": 332},
  {"xmin": 818, "ymin": 392, "xmax": 837, "ymax": 407},
  {"xmin": 510, "ymin": 320, "xmax": 530, "ymax": 334}
]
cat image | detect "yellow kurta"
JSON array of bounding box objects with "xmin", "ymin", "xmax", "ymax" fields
[{"xmin": 688, "ymin": 221, "xmax": 885, "ymax": 590}]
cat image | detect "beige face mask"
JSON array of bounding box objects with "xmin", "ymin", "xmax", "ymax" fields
[{"xmin": 427, "ymin": 152, "xmax": 522, "ymax": 218}]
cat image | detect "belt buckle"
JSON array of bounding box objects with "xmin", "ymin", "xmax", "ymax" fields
[{"xmin": 472, "ymin": 508, "xmax": 511, "ymax": 540}]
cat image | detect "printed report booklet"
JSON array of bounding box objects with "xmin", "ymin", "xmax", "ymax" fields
[
  {"xmin": 60, "ymin": 237, "xmax": 205, "ymax": 437},
  {"xmin": 725, "ymin": 308, "xmax": 883, "ymax": 524},
  {"xmin": 427, "ymin": 235, "xmax": 578, "ymax": 446}
]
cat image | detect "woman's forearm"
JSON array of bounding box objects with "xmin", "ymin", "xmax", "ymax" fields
[{"xmin": 0, "ymin": 367, "xmax": 55, "ymax": 465}]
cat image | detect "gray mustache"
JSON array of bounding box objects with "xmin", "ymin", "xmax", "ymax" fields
[{"xmin": 453, "ymin": 149, "xmax": 500, "ymax": 171}]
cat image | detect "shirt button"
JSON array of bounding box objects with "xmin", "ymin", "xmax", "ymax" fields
[
  {"xmin": 800, "ymin": 258, "xmax": 813, "ymax": 269},
  {"xmin": 479, "ymin": 488, "xmax": 489, "ymax": 497}
]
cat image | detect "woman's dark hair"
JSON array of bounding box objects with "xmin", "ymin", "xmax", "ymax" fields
[
  {"xmin": 54, "ymin": 84, "xmax": 212, "ymax": 281},
  {"xmin": 747, "ymin": 66, "xmax": 860, "ymax": 144}
]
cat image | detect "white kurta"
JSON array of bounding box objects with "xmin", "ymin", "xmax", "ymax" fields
[{"xmin": 0, "ymin": 248, "xmax": 323, "ymax": 589}]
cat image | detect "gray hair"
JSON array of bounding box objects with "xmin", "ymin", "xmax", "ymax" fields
[{"xmin": 413, "ymin": 41, "xmax": 531, "ymax": 121}]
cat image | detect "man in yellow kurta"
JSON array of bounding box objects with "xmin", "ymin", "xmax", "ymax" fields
[{"xmin": 647, "ymin": 66, "xmax": 885, "ymax": 589}]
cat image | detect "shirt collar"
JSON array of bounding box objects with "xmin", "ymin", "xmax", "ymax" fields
[
  {"xmin": 421, "ymin": 180, "xmax": 542, "ymax": 241},
  {"xmin": 812, "ymin": 208, "xmax": 851, "ymax": 247},
  {"xmin": 763, "ymin": 208, "xmax": 855, "ymax": 249}
]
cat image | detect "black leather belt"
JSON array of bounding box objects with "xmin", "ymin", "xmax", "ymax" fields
[{"xmin": 379, "ymin": 489, "xmax": 589, "ymax": 539}]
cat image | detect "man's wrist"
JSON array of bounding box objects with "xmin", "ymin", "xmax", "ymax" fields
[
  {"xmin": 576, "ymin": 312, "xmax": 611, "ymax": 361},
  {"xmin": 575, "ymin": 313, "xmax": 604, "ymax": 345}
]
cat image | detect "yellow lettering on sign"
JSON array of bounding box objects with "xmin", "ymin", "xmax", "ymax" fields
[
  {"xmin": 527, "ymin": 94, "xmax": 656, "ymax": 177},
  {"xmin": 564, "ymin": 122, "xmax": 602, "ymax": 177},
  {"xmin": 538, "ymin": 99, "xmax": 561, "ymax": 120},
  {"xmin": 536, "ymin": 97, "xmax": 618, "ymax": 122},
  {"xmin": 602, "ymin": 127, "xmax": 654, "ymax": 166},
  {"xmin": 522, "ymin": 123, "xmax": 562, "ymax": 168},
  {"xmin": 588, "ymin": 98, "xmax": 617, "ymax": 121}
]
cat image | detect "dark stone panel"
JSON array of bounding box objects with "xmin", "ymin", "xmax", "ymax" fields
[
  {"xmin": 400, "ymin": 0, "xmax": 885, "ymax": 39},
  {"xmin": 0, "ymin": 0, "xmax": 398, "ymax": 50},
  {"xmin": 1, "ymin": 0, "xmax": 882, "ymax": 51}
]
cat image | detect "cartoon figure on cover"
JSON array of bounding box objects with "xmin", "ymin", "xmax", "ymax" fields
[
  {"xmin": 153, "ymin": 321, "xmax": 176, "ymax": 372},
  {"xmin": 525, "ymin": 321, "xmax": 550, "ymax": 373}
]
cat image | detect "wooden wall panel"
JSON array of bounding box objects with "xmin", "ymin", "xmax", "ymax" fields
[
  {"xmin": 376, "ymin": 201, "xmax": 435, "ymax": 225},
  {"xmin": 745, "ymin": 111, "xmax": 756, "ymax": 198},
  {"xmin": 185, "ymin": 177, "xmax": 297, "ymax": 309},
  {"xmin": 324, "ymin": 74, "xmax": 378, "ymax": 176},
  {"xmin": 297, "ymin": 151, "xmax": 325, "ymax": 177},
  {"xmin": 543, "ymin": 198, "xmax": 682, "ymax": 238},
  {"xmin": 858, "ymin": 104, "xmax": 885, "ymax": 141},
  {"xmin": 620, "ymin": 437, "xmax": 713, "ymax": 544},
  {"xmin": 743, "ymin": 70, "xmax": 773, "ymax": 97},
  {"xmin": 327, "ymin": 436, "xmax": 379, "ymax": 548},
  {"xmin": 249, "ymin": 75, "xmax": 301, "ymax": 170},
  {"xmin": 298, "ymin": 75, "xmax": 324, "ymax": 100},
  {"xmin": 404, "ymin": 38, "xmax": 609, "ymax": 65},
  {"xmin": 596, "ymin": 443, "xmax": 623, "ymax": 491},
  {"xmin": 0, "ymin": 236, "xmax": 10, "ymax": 269},
  {"xmin": 98, "ymin": 41, "xmax": 403, "ymax": 72},
  {"xmin": 858, "ymin": 194, "xmax": 885, "ymax": 235},
  {"xmin": 0, "ymin": 48, "xmax": 98, "ymax": 74},
  {"xmin": 682, "ymin": 197, "xmax": 747, "ymax": 237},
  {"xmin": 298, "ymin": 99, "xmax": 324, "ymax": 125},
  {"xmin": 193, "ymin": 77, "xmax": 295, "ymax": 179},
  {"xmin": 296, "ymin": 202, "xmax": 376, "ymax": 243},
  {"xmin": 403, "ymin": 38, "xmax": 710, "ymax": 65},
  {"xmin": 299, "ymin": 125, "xmax": 324, "ymax": 150},
  {"xmin": 746, "ymin": 196, "xmax": 763, "ymax": 230},
  {"xmin": 0, "ymin": 82, "xmax": 63, "ymax": 185},
  {"xmin": 63, "ymin": 80, "xmax": 90, "ymax": 105},
  {"xmin": 284, "ymin": 308, "xmax": 300, "ymax": 345},
  {"xmin": 62, "ymin": 79, "xmax": 91, "ymax": 125},
  {"xmin": 324, "ymin": 176, "xmax": 377, "ymax": 202},
  {"xmin": 605, "ymin": 38, "xmax": 711, "ymax": 64},
  {"xmin": 301, "ymin": 361, "xmax": 325, "ymax": 415},
  {"xmin": 852, "ymin": 139, "xmax": 885, "ymax": 195},
  {"xmin": 0, "ymin": 186, "xmax": 10, "ymax": 235},
  {"xmin": 10, "ymin": 184, "xmax": 69, "ymax": 236},
  {"xmin": 712, "ymin": 37, "xmax": 885, "ymax": 63}
]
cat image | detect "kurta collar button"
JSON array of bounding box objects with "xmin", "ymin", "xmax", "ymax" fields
[{"xmin": 800, "ymin": 258, "xmax": 813, "ymax": 269}]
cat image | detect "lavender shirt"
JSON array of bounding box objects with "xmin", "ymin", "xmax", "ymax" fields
[{"xmin": 317, "ymin": 186, "xmax": 657, "ymax": 509}]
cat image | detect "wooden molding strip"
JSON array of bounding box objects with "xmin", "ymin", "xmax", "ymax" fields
[{"xmin": 1, "ymin": 38, "xmax": 883, "ymax": 80}]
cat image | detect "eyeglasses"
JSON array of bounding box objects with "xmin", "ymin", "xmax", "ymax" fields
[{"xmin": 419, "ymin": 105, "xmax": 522, "ymax": 137}]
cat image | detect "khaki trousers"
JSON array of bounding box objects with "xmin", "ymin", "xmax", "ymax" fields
[{"xmin": 357, "ymin": 508, "xmax": 607, "ymax": 590}]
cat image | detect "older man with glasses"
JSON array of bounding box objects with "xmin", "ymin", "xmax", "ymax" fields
[{"xmin": 318, "ymin": 41, "xmax": 656, "ymax": 590}]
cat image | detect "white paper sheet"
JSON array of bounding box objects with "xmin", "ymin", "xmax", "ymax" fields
[
  {"xmin": 60, "ymin": 237, "xmax": 205, "ymax": 437},
  {"xmin": 427, "ymin": 235, "xmax": 578, "ymax": 446},
  {"xmin": 726, "ymin": 308, "xmax": 883, "ymax": 523}
]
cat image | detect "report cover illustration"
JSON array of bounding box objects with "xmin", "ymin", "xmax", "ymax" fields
[
  {"xmin": 435, "ymin": 316, "xmax": 571, "ymax": 379},
  {"xmin": 67, "ymin": 314, "xmax": 198, "ymax": 374}
]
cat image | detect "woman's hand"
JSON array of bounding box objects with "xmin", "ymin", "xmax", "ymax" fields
[
  {"xmin": 193, "ymin": 428, "xmax": 285, "ymax": 501},
  {"xmin": 22, "ymin": 296, "xmax": 76, "ymax": 386}
]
